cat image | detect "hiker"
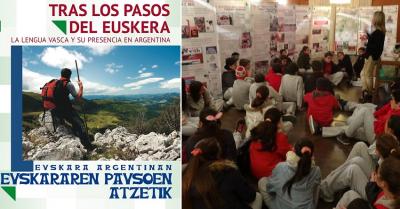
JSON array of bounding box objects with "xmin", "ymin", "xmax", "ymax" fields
[{"xmin": 44, "ymin": 68, "xmax": 95, "ymax": 151}]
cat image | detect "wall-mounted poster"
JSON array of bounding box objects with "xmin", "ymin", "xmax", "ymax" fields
[
  {"xmin": 335, "ymin": 7, "xmax": 358, "ymax": 54},
  {"xmin": 295, "ymin": 6, "xmax": 312, "ymax": 60},
  {"xmin": 311, "ymin": 6, "xmax": 331, "ymax": 58},
  {"xmin": 382, "ymin": 5, "xmax": 399, "ymax": 61},
  {"xmin": 182, "ymin": 47, "xmax": 204, "ymax": 65}
]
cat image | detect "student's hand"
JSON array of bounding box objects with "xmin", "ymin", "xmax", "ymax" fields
[
  {"xmin": 78, "ymin": 80, "xmax": 83, "ymax": 88},
  {"xmin": 370, "ymin": 171, "xmax": 377, "ymax": 182}
]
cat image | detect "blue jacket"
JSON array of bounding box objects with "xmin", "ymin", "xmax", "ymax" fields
[{"xmin": 266, "ymin": 161, "xmax": 321, "ymax": 209}]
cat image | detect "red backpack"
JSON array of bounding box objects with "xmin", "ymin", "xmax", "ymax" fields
[{"xmin": 40, "ymin": 79, "xmax": 69, "ymax": 110}]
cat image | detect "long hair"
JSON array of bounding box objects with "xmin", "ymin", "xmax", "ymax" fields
[
  {"xmin": 182, "ymin": 138, "xmax": 223, "ymax": 209},
  {"xmin": 388, "ymin": 115, "xmax": 400, "ymax": 140},
  {"xmin": 189, "ymin": 81, "xmax": 203, "ymax": 103},
  {"xmin": 376, "ymin": 134, "xmax": 400, "ymax": 159},
  {"xmin": 250, "ymin": 108, "xmax": 282, "ymax": 151},
  {"xmin": 373, "ymin": 11, "xmax": 386, "ymax": 33},
  {"xmin": 379, "ymin": 150, "xmax": 400, "ymax": 209},
  {"xmin": 251, "ymin": 86, "xmax": 269, "ymax": 108},
  {"xmin": 194, "ymin": 108, "xmax": 227, "ymax": 157},
  {"xmin": 283, "ymin": 139, "xmax": 314, "ymax": 197}
]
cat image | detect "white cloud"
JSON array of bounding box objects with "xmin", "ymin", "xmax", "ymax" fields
[
  {"xmin": 23, "ymin": 68, "xmax": 54, "ymax": 93},
  {"xmin": 126, "ymin": 76, "xmax": 133, "ymax": 80},
  {"xmin": 131, "ymin": 86, "xmax": 142, "ymax": 90},
  {"xmin": 23, "ymin": 68, "xmax": 123, "ymax": 95},
  {"xmin": 86, "ymin": 46, "xmax": 115, "ymax": 56},
  {"xmin": 160, "ymin": 78, "xmax": 180, "ymax": 89},
  {"xmin": 104, "ymin": 63, "xmax": 123, "ymax": 74},
  {"xmin": 138, "ymin": 67, "xmax": 147, "ymax": 73},
  {"xmin": 123, "ymin": 77, "xmax": 164, "ymax": 88},
  {"xmin": 40, "ymin": 46, "xmax": 89, "ymax": 69},
  {"xmin": 174, "ymin": 61, "xmax": 180, "ymax": 65},
  {"xmin": 29, "ymin": 60, "xmax": 39, "ymax": 65},
  {"xmin": 137, "ymin": 72, "xmax": 153, "ymax": 78},
  {"xmin": 77, "ymin": 77, "xmax": 123, "ymax": 95},
  {"xmin": 151, "ymin": 65, "xmax": 158, "ymax": 69}
]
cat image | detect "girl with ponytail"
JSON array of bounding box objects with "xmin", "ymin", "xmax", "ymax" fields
[
  {"xmin": 249, "ymin": 108, "xmax": 292, "ymax": 179},
  {"xmin": 322, "ymin": 114, "xmax": 400, "ymax": 203},
  {"xmin": 183, "ymin": 108, "xmax": 237, "ymax": 163},
  {"xmin": 328, "ymin": 134, "xmax": 400, "ymax": 209},
  {"xmin": 258, "ymin": 139, "xmax": 321, "ymax": 209},
  {"xmin": 183, "ymin": 137, "xmax": 260, "ymax": 209}
]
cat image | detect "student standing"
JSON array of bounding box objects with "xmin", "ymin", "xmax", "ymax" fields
[{"xmin": 361, "ymin": 11, "xmax": 386, "ymax": 97}]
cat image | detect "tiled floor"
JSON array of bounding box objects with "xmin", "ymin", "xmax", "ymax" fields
[{"xmin": 219, "ymin": 86, "xmax": 363, "ymax": 209}]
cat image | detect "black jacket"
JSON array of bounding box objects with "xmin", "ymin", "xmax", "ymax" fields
[
  {"xmin": 337, "ymin": 54, "xmax": 354, "ymax": 78},
  {"xmin": 297, "ymin": 52, "xmax": 311, "ymax": 70},
  {"xmin": 366, "ymin": 30, "xmax": 385, "ymax": 60},
  {"xmin": 183, "ymin": 129, "xmax": 237, "ymax": 163},
  {"xmin": 222, "ymin": 70, "xmax": 236, "ymax": 94},
  {"xmin": 189, "ymin": 160, "xmax": 256, "ymax": 209}
]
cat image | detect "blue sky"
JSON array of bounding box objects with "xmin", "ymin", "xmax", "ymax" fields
[{"xmin": 22, "ymin": 46, "xmax": 180, "ymax": 95}]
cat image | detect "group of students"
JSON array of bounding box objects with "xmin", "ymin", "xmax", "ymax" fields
[{"xmin": 181, "ymin": 10, "xmax": 398, "ymax": 209}]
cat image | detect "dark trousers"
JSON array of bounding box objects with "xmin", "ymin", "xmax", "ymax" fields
[{"xmin": 53, "ymin": 108, "xmax": 92, "ymax": 149}]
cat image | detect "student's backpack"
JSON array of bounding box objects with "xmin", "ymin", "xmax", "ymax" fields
[{"xmin": 40, "ymin": 79, "xmax": 69, "ymax": 110}]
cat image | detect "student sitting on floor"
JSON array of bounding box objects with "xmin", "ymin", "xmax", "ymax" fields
[
  {"xmin": 337, "ymin": 51, "xmax": 355, "ymax": 81},
  {"xmin": 320, "ymin": 134, "xmax": 400, "ymax": 204},
  {"xmin": 258, "ymin": 139, "xmax": 321, "ymax": 209},
  {"xmin": 183, "ymin": 137, "xmax": 262, "ymax": 209},
  {"xmin": 240, "ymin": 58, "xmax": 253, "ymax": 78},
  {"xmin": 297, "ymin": 46, "xmax": 311, "ymax": 70},
  {"xmin": 323, "ymin": 90, "xmax": 400, "ymax": 145},
  {"xmin": 322, "ymin": 51, "xmax": 344, "ymax": 86},
  {"xmin": 222, "ymin": 57, "xmax": 238, "ymax": 102},
  {"xmin": 279, "ymin": 63, "xmax": 304, "ymax": 112},
  {"xmin": 320, "ymin": 115, "xmax": 400, "ymax": 204},
  {"xmin": 232, "ymin": 66, "xmax": 252, "ymax": 110},
  {"xmin": 249, "ymin": 108, "xmax": 292, "ymax": 179},
  {"xmin": 249, "ymin": 73, "xmax": 283, "ymax": 112},
  {"xmin": 187, "ymin": 80, "xmax": 219, "ymax": 117},
  {"xmin": 334, "ymin": 148, "xmax": 400, "ymax": 209},
  {"xmin": 280, "ymin": 55, "xmax": 292, "ymax": 72},
  {"xmin": 304, "ymin": 77, "xmax": 339, "ymax": 135},
  {"xmin": 353, "ymin": 47, "xmax": 366, "ymax": 79},
  {"xmin": 183, "ymin": 108, "xmax": 237, "ymax": 164},
  {"xmin": 265, "ymin": 58, "xmax": 283, "ymax": 92},
  {"xmin": 244, "ymin": 86, "xmax": 271, "ymax": 140}
]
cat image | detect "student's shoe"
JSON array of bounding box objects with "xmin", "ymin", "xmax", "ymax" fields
[
  {"xmin": 336, "ymin": 134, "xmax": 351, "ymax": 145},
  {"xmin": 235, "ymin": 119, "xmax": 246, "ymax": 134},
  {"xmin": 309, "ymin": 115, "xmax": 316, "ymax": 135}
]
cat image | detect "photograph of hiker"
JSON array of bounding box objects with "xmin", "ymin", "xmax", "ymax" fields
[{"xmin": 21, "ymin": 46, "xmax": 180, "ymax": 161}]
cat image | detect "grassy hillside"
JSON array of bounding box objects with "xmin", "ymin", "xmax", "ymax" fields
[{"xmin": 22, "ymin": 92, "xmax": 180, "ymax": 135}]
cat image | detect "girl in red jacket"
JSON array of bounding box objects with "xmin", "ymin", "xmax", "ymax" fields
[
  {"xmin": 304, "ymin": 77, "xmax": 339, "ymax": 135},
  {"xmin": 265, "ymin": 58, "xmax": 283, "ymax": 92},
  {"xmin": 249, "ymin": 108, "xmax": 292, "ymax": 179}
]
